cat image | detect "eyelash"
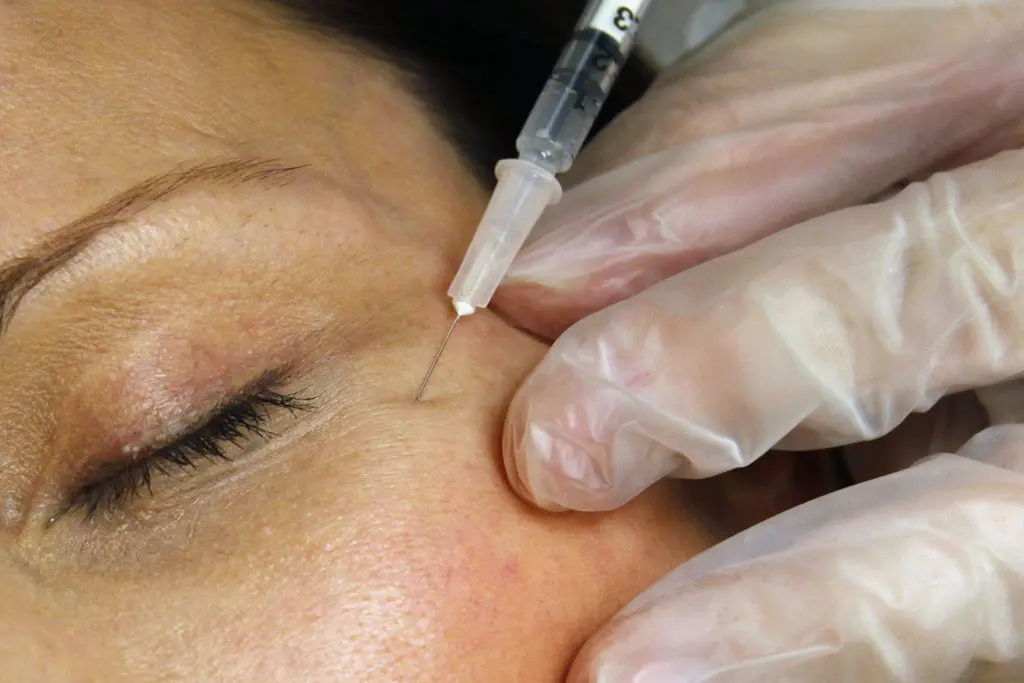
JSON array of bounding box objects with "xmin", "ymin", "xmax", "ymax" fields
[{"xmin": 62, "ymin": 388, "xmax": 314, "ymax": 522}]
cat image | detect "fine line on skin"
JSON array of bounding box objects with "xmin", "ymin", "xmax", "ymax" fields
[{"xmin": 414, "ymin": 314, "xmax": 462, "ymax": 401}]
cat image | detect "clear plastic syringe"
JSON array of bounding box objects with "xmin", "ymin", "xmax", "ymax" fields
[{"xmin": 415, "ymin": 0, "xmax": 652, "ymax": 400}]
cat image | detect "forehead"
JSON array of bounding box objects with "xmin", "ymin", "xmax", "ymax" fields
[{"xmin": 0, "ymin": 0, "xmax": 427, "ymax": 253}]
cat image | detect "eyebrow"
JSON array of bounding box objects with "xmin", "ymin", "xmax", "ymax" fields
[{"xmin": 0, "ymin": 158, "xmax": 306, "ymax": 336}]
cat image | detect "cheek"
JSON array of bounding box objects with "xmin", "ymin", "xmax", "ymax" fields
[
  {"xmin": 284, "ymin": 473, "xmax": 616, "ymax": 682},
  {"xmin": 273, "ymin": 430, "xmax": 697, "ymax": 683},
  {"xmin": 233, "ymin": 417, "xmax": 702, "ymax": 683},
  {"xmin": 27, "ymin": 392, "xmax": 703, "ymax": 683},
  {"xmin": 180, "ymin": 460, "xmax": 601, "ymax": 682},
  {"xmin": 212, "ymin": 426, "xmax": 657, "ymax": 683}
]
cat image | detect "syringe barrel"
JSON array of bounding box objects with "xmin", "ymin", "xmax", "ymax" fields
[
  {"xmin": 517, "ymin": 0, "xmax": 652, "ymax": 173},
  {"xmin": 447, "ymin": 159, "xmax": 562, "ymax": 312}
]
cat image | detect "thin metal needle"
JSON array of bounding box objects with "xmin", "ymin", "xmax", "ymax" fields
[{"xmin": 415, "ymin": 313, "xmax": 462, "ymax": 401}]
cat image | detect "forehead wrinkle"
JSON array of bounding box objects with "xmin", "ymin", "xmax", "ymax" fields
[{"xmin": 0, "ymin": 158, "xmax": 308, "ymax": 336}]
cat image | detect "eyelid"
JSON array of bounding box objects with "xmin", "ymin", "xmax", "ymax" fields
[
  {"xmin": 52, "ymin": 367, "xmax": 312, "ymax": 524},
  {"xmin": 122, "ymin": 369, "xmax": 290, "ymax": 458},
  {"xmin": 68, "ymin": 370, "xmax": 280, "ymax": 486}
]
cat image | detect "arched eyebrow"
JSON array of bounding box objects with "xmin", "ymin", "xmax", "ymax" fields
[{"xmin": 0, "ymin": 158, "xmax": 307, "ymax": 336}]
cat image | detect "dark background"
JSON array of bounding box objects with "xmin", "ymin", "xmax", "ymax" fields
[{"xmin": 269, "ymin": 0, "xmax": 656, "ymax": 180}]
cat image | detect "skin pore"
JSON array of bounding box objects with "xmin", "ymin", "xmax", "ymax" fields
[{"xmin": 0, "ymin": 1, "xmax": 828, "ymax": 680}]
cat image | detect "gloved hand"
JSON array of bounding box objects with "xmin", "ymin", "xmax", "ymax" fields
[
  {"xmin": 494, "ymin": 1, "xmax": 1024, "ymax": 680},
  {"xmin": 568, "ymin": 429, "xmax": 1024, "ymax": 682},
  {"xmin": 496, "ymin": 0, "xmax": 1024, "ymax": 341}
]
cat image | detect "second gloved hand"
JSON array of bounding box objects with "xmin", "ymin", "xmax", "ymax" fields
[{"xmin": 566, "ymin": 426, "xmax": 1024, "ymax": 682}]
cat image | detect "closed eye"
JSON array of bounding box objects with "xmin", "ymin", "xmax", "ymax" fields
[{"xmin": 56, "ymin": 379, "xmax": 315, "ymax": 523}]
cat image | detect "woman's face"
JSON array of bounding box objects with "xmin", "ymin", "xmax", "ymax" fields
[
  {"xmin": 0, "ymin": 1, "xmax": 721, "ymax": 680},
  {"xmin": 4, "ymin": 1, "xmax": 845, "ymax": 679}
]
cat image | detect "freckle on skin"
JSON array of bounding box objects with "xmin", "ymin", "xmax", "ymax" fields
[
  {"xmin": 430, "ymin": 566, "xmax": 451, "ymax": 594},
  {"xmin": 501, "ymin": 557, "xmax": 520, "ymax": 581}
]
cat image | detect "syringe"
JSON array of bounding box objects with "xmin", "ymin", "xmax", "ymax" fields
[{"xmin": 415, "ymin": 0, "xmax": 652, "ymax": 401}]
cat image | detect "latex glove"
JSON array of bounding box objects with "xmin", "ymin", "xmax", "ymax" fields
[
  {"xmin": 498, "ymin": 0, "xmax": 1024, "ymax": 511},
  {"xmin": 495, "ymin": 2, "xmax": 1024, "ymax": 681},
  {"xmin": 495, "ymin": 0, "xmax": 1024, "ymax": 340},
  {"xmin": 568, "ymin": 426, "xmax": 1024, "ymax": 682}
]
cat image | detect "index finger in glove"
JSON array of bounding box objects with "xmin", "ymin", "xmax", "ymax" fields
[
  {"xmin": 569, "ymin": 426, "xmax": 1024, "ymax": 682},
  {"xmin": 495, "ymin": 4, "xmax": 1024, "ymax": 339},
  {"xmin": 504, "ymin": 148, "xmax": 1024, "ymax": 511}
]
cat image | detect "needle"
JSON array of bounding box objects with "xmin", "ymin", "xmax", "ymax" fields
[{"xmin": 414, "ymin": 313, "xmax": 462, "ymax": 401}]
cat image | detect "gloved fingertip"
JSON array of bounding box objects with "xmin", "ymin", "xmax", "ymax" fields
[
  {"xmin": 502, "ymin": 358, "xmax": 675, "ymax": 513},
  {"xmin": 566, "ymin": 614, "xmax": 666, "ymax": 683},
  {"xmin": 502, "ymin": 392, "xmax": 613, "ymax": 512}
]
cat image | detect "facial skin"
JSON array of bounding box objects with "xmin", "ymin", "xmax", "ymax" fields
[{"xmin": 0, "ymin": 1, "xmax": 825, "ymax": 680}]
